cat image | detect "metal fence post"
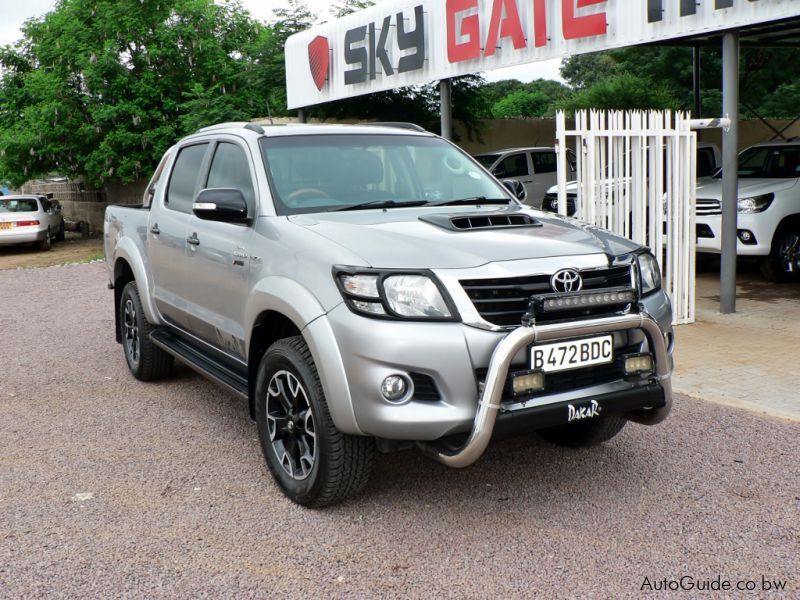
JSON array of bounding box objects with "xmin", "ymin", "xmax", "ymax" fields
[{"xmin": 721, "ymin": 31, "xmax": 740, "ymax": 314}]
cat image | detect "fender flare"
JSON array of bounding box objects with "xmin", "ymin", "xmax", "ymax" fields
[
  {"xmin": 113, "ymin": 237, "xmax": 160, "ymax": 325},
  {"xmin": 246, "ymin": 278, "xmax": 362, "ymax": 435}
]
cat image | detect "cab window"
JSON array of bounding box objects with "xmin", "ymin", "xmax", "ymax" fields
[
  {"xmin": 206, "ymin": 142, "xmax": 256, "ymax": 208},
  {"xmin": 166, "ymin": 143, "xmax": 209, "ymax": 213}
]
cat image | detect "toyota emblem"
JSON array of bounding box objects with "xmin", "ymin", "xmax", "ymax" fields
[{"xmin": 551, "ymin": 269, "xmax": 582, "ymax": 293}]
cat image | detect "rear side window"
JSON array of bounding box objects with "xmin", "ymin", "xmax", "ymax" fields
[
  {"xmin": 531, "ymin": 151, "xmax": 557, "ymax": 174},
  {"xmin": 206, "ymin": 142, "xmax": 255, "ymax": 208},
  {"xmin": 496, "ymin": 153, "xmax": 528, "ymax": 178},
  {"xmin": 166, "ymin": 143, "xmax": 208, "ymax": 213}
]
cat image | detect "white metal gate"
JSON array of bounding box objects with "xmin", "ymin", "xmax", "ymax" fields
[{"xmin": 555, "ymin": 110, "xmax": 697, "ymax": 325}]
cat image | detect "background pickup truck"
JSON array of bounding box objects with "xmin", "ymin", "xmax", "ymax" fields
[{"xmin": 104, "ymin": 122, "xmax": 674, "ymax": 507}]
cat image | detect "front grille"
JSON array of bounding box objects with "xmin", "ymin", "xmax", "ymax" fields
[
  {"xmin": 409, "ymin": 373, "xmax": 440, "ymax": 401},
  {"xmin": 460, "ymin": 266, "xmax": 633, "ymax": 327},
  {"xmin": 542, "ymin": 193, "xmax": 577, "ymax": 216},
  {"xmin": 696, "ymin": 199, "xmax": 721, "ymax": 215}
]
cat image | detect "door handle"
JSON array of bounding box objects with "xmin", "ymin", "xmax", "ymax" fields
[
  {"xmin": 150, "ymin": 224, "xmax": 160, "ymax": 235},
  {"xmin": 186, "ymin": 233, "xmax": 200, "ymax": 246}
]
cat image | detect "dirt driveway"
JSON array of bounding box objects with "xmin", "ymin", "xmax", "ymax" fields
[
  {"xmin": 0, "ymin": 263, "xmax": 798, "ymax": 597},
  {"xmin": 0, "ymin": 231, "xmax": 103, "ymax": 270}
]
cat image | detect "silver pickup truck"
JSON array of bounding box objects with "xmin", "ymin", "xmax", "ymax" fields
[{"xmin": 104, "ymin": 122, "xmax": 674, "ymax": 507}]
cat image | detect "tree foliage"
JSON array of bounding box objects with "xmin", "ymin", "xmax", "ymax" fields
[
  {"xmin": 559, "ymin": 73, "xmax": 680, "ymax": 113},
  {"xmin": 560, "ymin": 47, "xmax": 800, "ymax": 119},
  {"xmin": 0, "ymin": 0, "xmax": 264, "ymax": 187}
]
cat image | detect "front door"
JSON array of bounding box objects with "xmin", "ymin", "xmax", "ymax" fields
[{"xmin": 182, "ymin": 140, "xmax": 258, "ymax": 361}]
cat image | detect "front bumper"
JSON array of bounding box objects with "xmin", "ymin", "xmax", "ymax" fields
[
  {"xmin": 696, "ymin": 214, "xmax": 774, "ymax": 256},
  {"xmin": 321, "ymin": 289, "xmax": 673, "ymax": 450}
]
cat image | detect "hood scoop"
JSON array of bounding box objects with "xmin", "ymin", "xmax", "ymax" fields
[{"xmin": 420, "ymin": 213, "xmax": 542, "ymax": 232}]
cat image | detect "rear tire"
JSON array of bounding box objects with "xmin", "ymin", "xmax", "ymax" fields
[
  {"xmin": 760, "ymin": 226, "xmax": 800, "ymax": 282},
  {"xmin": 119, "ymin": 281, "xmax": 174, "ymax": 381},
  {"xmin": 255, "ymin": 336, "xmax": 374, "ymax": 507},
  {"xmin": 537, "ymin": 415, "xmax": 627, "ymax": 448},
  {"xmin": 38, "ymin": 228, "xmax": 52, "ymax": 251},
  {"xmin": 56, "ymin": 221, "xmax": 65, "ymax": 242}
]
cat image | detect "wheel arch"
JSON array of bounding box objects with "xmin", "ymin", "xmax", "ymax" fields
[
  {"xmin": 112, "ymin": 239, "xmax": 160, "ymax": 341},
  {"xmin": 245, "ymin": 279, "xmax": 361, "ymax": 434}
]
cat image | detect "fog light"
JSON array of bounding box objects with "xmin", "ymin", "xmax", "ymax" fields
[
  {"xmin": 381, "ymin": 375, "xmax": 408, "ymax": 402},
  {"xmin": 737, "ymin": 229, "xmax": 757, "ymax": 245},
  {"xmin": 624, "ymin": 354, "xmax": 653, "ymax": 375},
  {"xmin": 512, "ymin": 370, "xmax": 545, "ymax": 395}
]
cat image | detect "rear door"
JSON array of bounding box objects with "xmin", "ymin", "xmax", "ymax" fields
[
  {"xmin": 182, "ymin": 138, "xmax": 257, "ymax": 361},
  {"xmin": 148, "ymin": 142, "xmax": 210, "ymax": 330},
  {"xmin": 529, "ymin": 150, "xmax": 560, "ymax": 207}
]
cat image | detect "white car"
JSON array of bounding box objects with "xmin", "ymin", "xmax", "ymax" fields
[
  {"xmin": 696, "ymin": 141, "xmax": 800, "ymax": 281},
  {"xmin": 0, "ymin": 195, "xmax": 65, "ymax": 251},
  {"xmin": 474, "ymin": 147, "xmax": 576, "ymax": 208},
  {"xmin": 541, "ymin": 143, "xmax": 721, "ymax": 216}
]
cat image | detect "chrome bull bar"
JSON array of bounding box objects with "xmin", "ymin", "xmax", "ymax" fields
[{"xmin": 417, "ymin": 310, "xmax": 672, "ymax": 468}]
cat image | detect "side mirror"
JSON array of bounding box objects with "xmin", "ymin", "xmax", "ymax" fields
[
  {"xmin": 193, "ymin": 188, "xmax": 250, "ymax": 223},
  {"xmin": 501, "ymin": 179, "xmax": 527, "ymax": 202}
]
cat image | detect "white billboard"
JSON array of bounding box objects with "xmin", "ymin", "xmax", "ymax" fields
[{"xmin": 285, "ymin": 0, "xmax": 800, "ymax": 109}]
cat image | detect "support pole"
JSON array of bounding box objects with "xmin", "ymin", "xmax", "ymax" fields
[
  {"xmin": 720, "ymin": 31, "xmax": 739, "ymax": 314},
  {"xmin": 439, "ymin": 79, "xmax": 452, "ymax": 140},
  {"xmin": 692, "ymin": 46, "xmax": 701, "ymax": 118},
  {"xmin": 297, "ymin": 108, "xmax": 306, "ymax": 123}
]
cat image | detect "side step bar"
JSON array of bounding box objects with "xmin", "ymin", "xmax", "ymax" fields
[{"xmin": 150, "ymin": 328, "xmax": 249, "ymax": 400}]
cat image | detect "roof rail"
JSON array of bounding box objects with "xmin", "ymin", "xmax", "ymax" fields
[
  {"xmin": 364, "ymin": 122, "xmax": 427, "ymax": 132},
  {"xmin": 194, "ymin": 122, "xmax": 265, "ymax": 135}
]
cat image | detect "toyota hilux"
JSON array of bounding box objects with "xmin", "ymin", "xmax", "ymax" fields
[{"xmin": 104, "ymin": 122, "xmax": 674, "ymax": 507}]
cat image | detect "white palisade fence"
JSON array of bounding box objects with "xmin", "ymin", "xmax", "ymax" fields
[{"xmin": 555, "ymin": 110, "xmax": 697, "ymax": 325}]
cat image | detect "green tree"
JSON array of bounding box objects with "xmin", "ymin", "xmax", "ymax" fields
[
  {"xmin": 559, "ymin": 72, "xmax": 679, "ymax": 113},
  {"xmin": 492, "ymin": 90, "xmax": 550, "ymax": 118},
  {"xmin": 0, "ymin": 0, "xmax": 264, "ymax": 187}
]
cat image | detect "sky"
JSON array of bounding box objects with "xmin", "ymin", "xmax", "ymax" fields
[{"xmin": 0, "ymin": 0, "xmax": 563, "ymax": 83}]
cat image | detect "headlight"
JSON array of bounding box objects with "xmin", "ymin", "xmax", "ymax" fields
[
  {"xmin": 335, "ymin": 268, "xmax": 457, "ymax": 320},
  {"xmin": 737, "ymin": 193, "xmax": 774, "ymax": 214},
  {"xmin": 637, "ymin": 252, "xmax": 662, "ymax": 296}
]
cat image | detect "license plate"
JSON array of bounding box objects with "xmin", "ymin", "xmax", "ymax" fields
[
  {"xmin": 0, "ymin": 223, "xmax": 11, "ymax": 230},
  {"xmin": 530, "ymin": 335, "xmax": 614, "ymax": 373}
]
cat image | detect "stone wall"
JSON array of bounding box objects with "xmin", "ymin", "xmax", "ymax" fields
[{"xmin": 20, "ymin": 179, "xmax": 147, "ymax": 233}]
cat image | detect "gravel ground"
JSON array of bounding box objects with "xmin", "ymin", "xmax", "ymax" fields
[
  {"xmin": 0, "ymin": 232, "xmax": 103, "ymax": 271},
  {"xmin": 1, "ymin": 263, "xmax": 798, "ymax": 598}
]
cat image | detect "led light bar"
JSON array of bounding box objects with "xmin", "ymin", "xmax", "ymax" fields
[
  {"xmin": 624, "ymin": 353, "xmax": 654, "ymax": 375},
  {"xmin": 511, "ymin": 370, "xmax": 545, "ymax": 396},
  {"xmin": 531, "ymin": 287, "xmax": 637, "ymax": 314}
]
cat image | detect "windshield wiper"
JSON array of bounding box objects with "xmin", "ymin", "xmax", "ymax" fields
[
  {"xmin": 330, "ymin": 199, "xmax": 428, "ymax": 212},
  {"xmin": 425, "ymin": 196, "xmax": 511, "ymax": 207}
]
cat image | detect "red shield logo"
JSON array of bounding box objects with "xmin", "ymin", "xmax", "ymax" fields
[{"xmin": 308, "ymin": 35, "xmax": 330, "ymax": 91}]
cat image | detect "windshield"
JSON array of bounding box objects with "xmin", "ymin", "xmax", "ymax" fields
[
  {"xmin": 714, "ymin": 146, "xmax": 800, "ymax": 179},
  {"xmin": 0, "ymin": 198, "xmax": 39, "ymax": 212},
  {"xmin": 474, "ymin": 154, "xmax": 500, "ymax": 169},
  {"xmin": 260, "ymin": 134, "xmax": 511, "ymax": 215}
]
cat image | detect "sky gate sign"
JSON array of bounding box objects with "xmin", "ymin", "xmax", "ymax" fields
[{"xmin": 285, "ymin": 0, "xmax": 799, "ymax": 109}]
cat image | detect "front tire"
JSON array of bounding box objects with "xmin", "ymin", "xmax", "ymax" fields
[
  {"xmin": 537, "ymin": 415, "xmax": 627, "ymax": 448},
  {"xmin": 255, "ymin": 336, "xmax": 374, "ymax": 507},
  {"xmin": 760, "ymin": 226, "xmax": 800, "ymax": 282},
  {"xmin": 119, "ymin": 281, "xmax": 174, "ymax": 381}
]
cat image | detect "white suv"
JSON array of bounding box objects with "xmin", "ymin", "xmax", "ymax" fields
[{"xmin": 696, "ymin": 141, "xmax": 800, "ymax": 282}]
